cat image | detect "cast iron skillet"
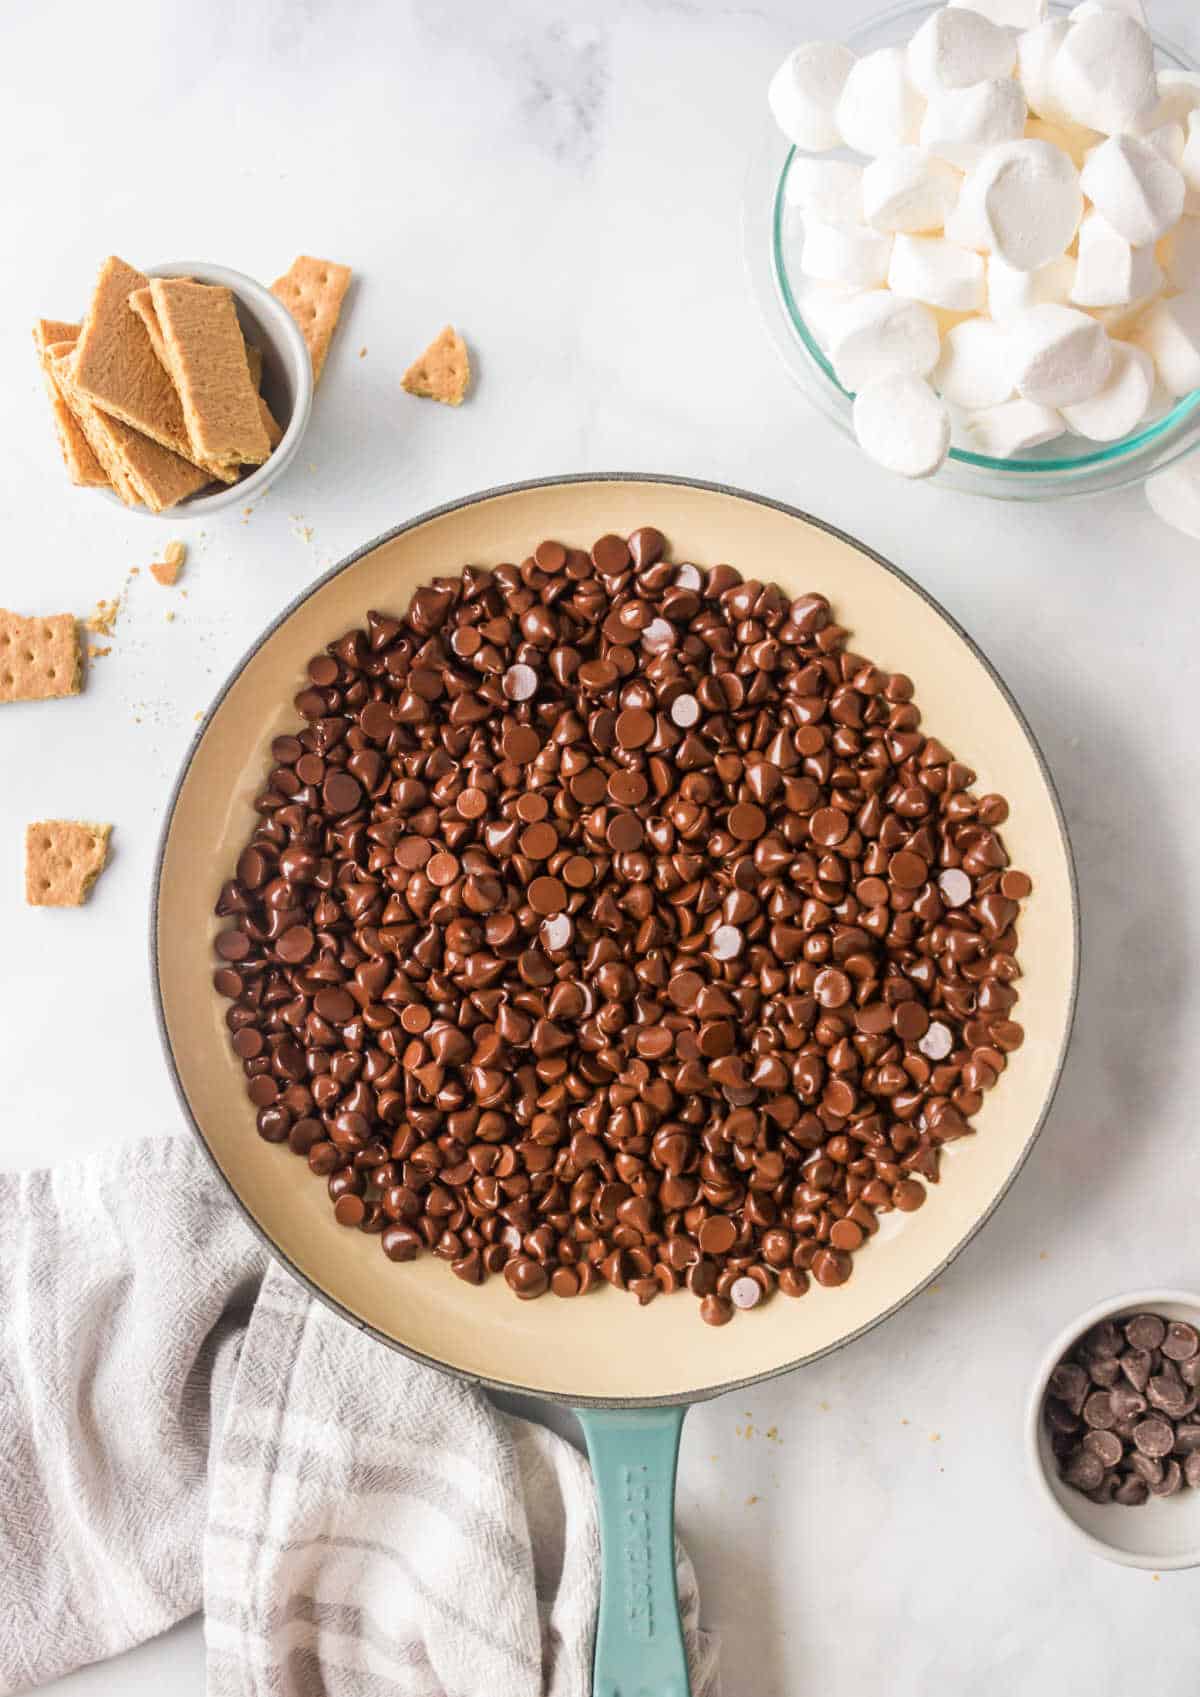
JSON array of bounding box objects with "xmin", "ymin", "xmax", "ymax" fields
[{"xmin": 153, "ymin": 474, "xmax": 1079, "ymax": 1696}]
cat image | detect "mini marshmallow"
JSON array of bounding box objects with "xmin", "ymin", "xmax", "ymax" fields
[
  {"xmin": 962, "ymin": 138, "xmax": 1082, "ymax": 270},
  {"xmin": 1060, "ymin": 340, "xmax": 1154, "ymax": 438},
  {"xmin": 987, "ymin": 252, "xmax": 1076, "ymax": 318},
  {"xmin": 1016, "ymin": 19, "xmax": 1070, "ymax": 121},
  {"xmin": 920, "ymin": 78, "xmax": 1027, "ymax": 169},
  {"xmin": 785, "ymin": 157, "xmax": 865, "ymax": 224},
  {"xmin": 1182, "ymin": 113, "xmax": 1200, "ymax": 211},
  {"xmin": 801, "ymin": 220, "xmax": 893, "ymax": 286},
  {"xmin": 1145, "ymin": 71, "xmax": 1200, "ymax": 135},
  {"xmin": 769, "ymin": 42, "xmax": 855, "ymax": 152},
  {"xmin": 934, "ymin": 317, "xmax": 1014, "ymax": 407},
  {"xmin": 1080, "ymin": 134, "xmax": 1185, "ymax": 247},
  {"xmin": 826, "ymin": 290, "xmax": 942, "ymax": 391},
  {"xmin": 836, "ymin": 48, "xmax": 925, "ymax": 158},
  {"xmin": 907, "ymin": 9, "xmax": 1014, "ymax": 99},
  {"xmin": 1143, "ymin": 123, "xmax": 1187, "ymax": 170},
  {"xmin": 1131, "ymin": 290, "xmax": 1200, "ymax": 395},
  {"xmin": 1084, "ymin": 293, "xmax": 1163, "ymax": 337},
  {"xmin": 888, "ymin": 232, "xmax": 986, "ymax": 311},
  {"xmin": 1162, "ymin": 217, "xmax": 1200, "ymax": 290},
  {"xmin": 852, "ymin": 374, "xmax": 951, "ymax": 477},
  {"xmin": 1009, "ymin": 303, "xmax": 1113, "ymax": 405},
  {"xmin": 1146, "ymin": 455, "xmax": 1200, "ymax": 539},
  {"xmin": 1142, "ymin": 376, "xmax": 1174, "ymax": 422},
  {"xmin": 795, "ymin": 279, "xmax": 867, "ymax": 349},
  {"xmin": 1050, "ymin": 11, "xmax": 1157, "ymax": 136},
  {"xmin": 949, "ymin": 0, "xmax": 1047, "ymax": 25},
  {"xmin": 963, "ymin": 396, "xmax": 1065, "ymax": 455},
  {"xmin": 1024, "ymin": 115, "xmax": 1101, "ymax": 170},
  {"xmin": 944, "ymin": 184, "xmax": 990, "ymax": 252},
  {"xmin": 1069, "ymin": 0, "xmax": 1146, "ymax": 23},
  {"xmin": 1070, "ymin": 210, "xmax": 1162, "ymax": 306},
  {"xmin": 861, "ymin": 148, "xmax": 961, "ymax": 233}
]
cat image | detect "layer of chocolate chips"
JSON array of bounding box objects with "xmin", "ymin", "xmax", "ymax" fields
[{"xmin": 213, "ymin": 528, "xmax": 1028, "ymax": 1322}]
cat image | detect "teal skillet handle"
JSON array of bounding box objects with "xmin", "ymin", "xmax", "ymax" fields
[{"xmin": 576, "ymin": 1405, "xmax": 692, "ymax": 1697}]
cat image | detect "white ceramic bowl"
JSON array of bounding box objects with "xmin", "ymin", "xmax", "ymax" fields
[
  {"xmin": 111, "ymin": 260, "xmax": 313, "ymax": 517},
  {"xmin": 1027, "ymin": 1288, "xmax": 1200, "ymax": 1569}
]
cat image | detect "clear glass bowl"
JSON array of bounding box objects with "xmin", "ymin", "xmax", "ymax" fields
[{"xmin": 744, "ymin": 0, "xmax": 1200, "ymax": 499}]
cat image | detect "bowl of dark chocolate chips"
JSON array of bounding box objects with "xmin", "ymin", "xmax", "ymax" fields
[{"xmin": 1029, "ymin": 1289, "xmax": 1200, "ymax": 1569}]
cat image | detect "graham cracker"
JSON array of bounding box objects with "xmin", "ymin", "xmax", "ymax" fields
[
  {"xmin": 72, "ymin": 256, "xmax": 192, "ymax": 451},
  {"xmin": 402, "ymin": 326, "xmax": 470, "ymax": 406},
  {"xmin": 25, "ymin": 821, "xmax": 111, "ymax": 907},
  {"xmin": 0, "ymin": 609, "xmax": 82, "ymax": 703},
  {"xmin": 128, "ymin": 285, "xmax": 169, "ymax": 368},
  {"xmin": 149, "ymin": 277, "xmax": 270, "ymax": 466},
  {"xmin": 126, "ymin": 287, "xmax": 240, "ymax": 485},
  {"xmin": 270, "ymin": 255, "xmax": 351, "ymax": 385},
  {"xmin": 259, "ymin": 394, "xmax": 283, "ymax": 449},
  {"xmin": 242, "ymin": 344, "xmax": 283, "ymax": 447},
  {"xmin": 49, "ymin": 347, "xmax": 140, "ymax": 505},
  {"xmin": 53, "ymin": 349, "xmax": 210, "ymax": 513},
  {"xmin": 32, "ymin": 321, "xmax": 108, "ymax": 488},
  {"xmin": 70, "ymin": 258, "xmax": 237, "ymax": 484}
]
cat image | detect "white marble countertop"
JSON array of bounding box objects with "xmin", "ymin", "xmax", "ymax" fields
[{"xmin": 4, "ymin": 0, "xmax": 1200, "ymax": 1692}]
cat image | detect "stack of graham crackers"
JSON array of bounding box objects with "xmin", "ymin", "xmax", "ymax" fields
[{"xmin": 34, "ymin": 254, "xmax": 351, "ymax": 512}]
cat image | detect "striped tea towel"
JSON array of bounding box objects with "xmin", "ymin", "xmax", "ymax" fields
[{"xmin": 0, "ymin": 1136, "xmax": 719, "ymax": 1697}]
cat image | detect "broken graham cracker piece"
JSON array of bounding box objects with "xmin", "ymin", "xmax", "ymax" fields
[
  {"xmin": 149, "ymin": 277, "xmax": 270, "ymax": 467},
  {"xmin": 0, "ymin": 610, "xmax": 82, "ymax": 703},
  {"xmin": 31, "ymin": 321, "xmax": 108, "ymax": 488},
  {"xmin": 70, "ymin": 258, "xmax": 237, "ymax": 485},
  {"xmin": 402, "ymin": 326, "xmax": 471, "ymax": 406},
  {"xmin": 270, "ymin": 256, "xmax": 351, "ymax": 385},
  {"xmin": 53, "ymin": 349, "xmax": 211, "ymax": 513},
  {"xmin": 150, "ymin": 541, "xmax": 186, "ymax": 586},
  {"xmin": 25, "ymin": 821, "xmax": 111, "ymax": 907}
]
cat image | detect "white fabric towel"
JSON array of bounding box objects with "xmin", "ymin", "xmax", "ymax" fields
[{"xmin": 0, "ymin": 1136, "xmax": 718, "ymax": 1697}]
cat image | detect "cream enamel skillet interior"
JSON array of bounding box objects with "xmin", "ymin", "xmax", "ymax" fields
[{"xmin": 153, "ymin": 475, "xmax": 1078, "ymax": 1695}]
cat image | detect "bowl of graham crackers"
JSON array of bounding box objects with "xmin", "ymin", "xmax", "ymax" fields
[{"xmin": 33, "ymin": 253, "xmax": 354, "ymax": 516}]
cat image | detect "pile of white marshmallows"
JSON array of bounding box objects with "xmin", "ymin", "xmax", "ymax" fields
[{"xmin": 770, "ymin": 0, "xmax": 1200, "ymax": 479}]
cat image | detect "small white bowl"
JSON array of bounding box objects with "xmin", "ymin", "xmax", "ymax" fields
[
  {"xmin": 111, "ymin": 260, "xmax": 313, "ymax": 517},
  {"xmin": 1026, "ymin": 1288, "xmax": 1200, "ymax": 1570}
]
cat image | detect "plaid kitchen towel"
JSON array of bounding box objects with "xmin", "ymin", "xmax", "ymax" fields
[{"xmin": 0, "ymin": 1136, "xmax": 718, "ymax": 1696}]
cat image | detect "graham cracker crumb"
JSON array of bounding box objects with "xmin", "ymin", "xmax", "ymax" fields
[
  {"xmin": 150, "ymin": 540, "xmax": 186, "ymax": 587},
  {"xmin": 359, "ymin": 346, "xmax": 367, "ymax": 358},
  {"xmin": 87, "ymin": 644, "xmax": 111, "ymax": 659},
  {"xmin": 85, "ymin": 597, "xmax": 120, "ymax": 637},
  {"xmin": 165, "ymin": 611, "xmax": 176, "ymax": 623}
]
